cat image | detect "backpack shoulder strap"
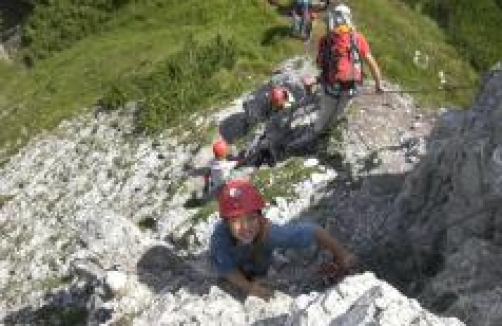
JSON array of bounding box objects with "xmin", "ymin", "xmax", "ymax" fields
[
  {"xmin": 349, "ymin": 31, "xmax": 361, "ymax": 60},
  {"xmin": 321, "ymin": 32, "xmax": 335, "ymax": 79},
  {"xmin": 349, "ymin": 30, "xmax": 363, "ymax": 84}
]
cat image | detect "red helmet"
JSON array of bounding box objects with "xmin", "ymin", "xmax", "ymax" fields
[
  {"xmin": 212, "ymin": 139, "xmax": 228, "ymax": 158},
  {"xmin": 269, "ymin": 86, "xmax": 287, "ymax": 109},
  {"xmin": 218, "ymin": 179, "xmax": 266, "ymax": 219}
]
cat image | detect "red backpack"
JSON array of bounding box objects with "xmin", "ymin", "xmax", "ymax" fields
[{"xmin": 320, "ymin": 29, "xmax": 363, "ymax": 87}]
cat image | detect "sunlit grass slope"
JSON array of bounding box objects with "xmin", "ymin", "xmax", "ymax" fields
[{"xmin": 0, "ymin": 0, "xmax": 481, "ymax": 160}]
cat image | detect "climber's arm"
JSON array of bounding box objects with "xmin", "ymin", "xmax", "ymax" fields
[
  {"xmin": 225, "ymin": 271, "xmax": 272, "ymax": 300},
  {"xmin": 364, "ymin": 53, "xmax": 383, "ymax": 93},
  {"xmin": 314, "ymin": 227, "xmax": 358, "ymax": 271}
]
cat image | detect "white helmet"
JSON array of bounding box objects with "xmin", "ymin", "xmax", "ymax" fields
[
  {"xmin": 334, "ymin": 4, "xmax": 352, "ymax": 17},
  {"xmin": 327, "ymin": 4, "xmax": 353, "ymax": 30}
]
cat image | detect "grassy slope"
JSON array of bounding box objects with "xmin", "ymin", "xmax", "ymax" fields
[
  {"xmin": 349, "ymin": 0, "xmax": 478, "ymax": 106},
  {"xmin": 0, "ymin": 0, "xmax": 300, "ymax": 158},
  {"xmin": 0, "ymin": 0, "xmax": 479, "ymax": 160},
  {"xmin": 399, "ymin": 0, "xmax": 502, "ymax": 71}
]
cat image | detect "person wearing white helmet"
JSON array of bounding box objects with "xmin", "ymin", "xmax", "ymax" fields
[
  {"xmin": 326, "ymin": 3, "xmax": 353, "ymax": 31},
  {"xmin": 288, "ymin": 3, "xmax": 383, "ymax": 151}
]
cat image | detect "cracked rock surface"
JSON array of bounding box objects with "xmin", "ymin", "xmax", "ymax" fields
[{"xmin": 1, "ymin": 57, "xmax": 491, "ymax": 325}]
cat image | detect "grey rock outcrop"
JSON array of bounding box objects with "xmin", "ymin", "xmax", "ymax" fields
[
  {"xmin": 135, "ymin": 272, "xmax": 463, "ymax": 326},
  {"xmin": 385, "ymin": 64, "xmax": 502, "ymax": 325},
  {"xmin": 0, "ymin": 56, "xmax": 467, "ymax": 325}
]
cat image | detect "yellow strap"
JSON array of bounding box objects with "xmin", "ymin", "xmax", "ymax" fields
[{"xmin": 335, "ymin": 25, "xmax": 351, "ymax": 33}]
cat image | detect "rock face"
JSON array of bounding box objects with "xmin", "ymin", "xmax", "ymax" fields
[
  {"xmin": 383, "ymin": 65, "xmax": 502, "ymax": 325},
  {"xmin": 0, "ymin": 57, "xmax": 465, "ymax": 325},
  {"xmin": 135, "ymin": 272, "xmax": 463, "ymax": 326},
  {"xmin": 0, "ymin": 103, "xmax": 210, "ymax": 323}
]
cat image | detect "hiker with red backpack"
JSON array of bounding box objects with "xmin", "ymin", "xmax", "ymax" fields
[
  {"xmin": 209, "ymin": 179, "xmax": 358, "ymax": 300},
  {"xmin": 288, "ymin": 3, "xmax": 384, "ymax": 150}
]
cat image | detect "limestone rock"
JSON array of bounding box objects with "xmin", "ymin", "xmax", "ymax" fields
[
  {"xmin": 105, "ymin": 271, "xmax": 128, "ymax": 297},
  {"xmin": 381, "ymin": 64, "xmax": 502, "ymax": 326}
]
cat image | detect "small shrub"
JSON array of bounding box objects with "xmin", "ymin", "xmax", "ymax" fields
[
  {"xmin": 253, "ymin": 158, "xmax": 321, "ymax": 199},
  {"xmin": 20, "ymin": 0, "xmax": 135, "ymax": 62},
  {"xmin": 102, "ymin": 35, "xmax": 238, "ymax": 132},
  {"xmin": 98, "ymin": 79, "xmax": 138, "ymax": 111},
  {"xmin": 139, "ymin": 35, "xmax": 237, "ymax": 132},
  {"xmin": 35, "ymin": 305, "xmax": 88, "ymax": 325},
  {"xmin": 192, "ymin": 200, "xmax": 218, "ymax": 223},
  {"xmin": 137, "ymin": 216, "xmax": 157, "ymax": 230}
]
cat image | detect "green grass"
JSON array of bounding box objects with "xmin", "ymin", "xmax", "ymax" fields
[
  {"xmin": 35, "ymin": 305, "xmax": 88, "ymax": 326},
  {"xmin": 192, "ymin": 200, "xmax": 218, "ymax": 223},
  {"xmin": 137, "ymin": 216, "xmax": 157, "ymax": 231},
  {"xmin": 276, "ymin": 0, "xmax": 479, "ymax": 107},
  {"xmin": 173, "ymin": 119, "xmax": 220, "ymax": 148},
  {"xmin": 0, "ymin": 0, "xmax": 301, "ymax": 157},
  {"xmin": 253, "ymin": 157, "xmax": 321, "ymax": 200},
  {"xmin": 0, "ymin": 0, "xmax": 483, "ymax": 159},
  {"xmin": 400, "ymin": 0, "xmax": 502, "ymax": 71},
  {"xmin": 109, "ymin": 35, "xmax": 239, "ymax": 132},
  {"xmin": 20, "ymin": 0, "xmax": 133, "ymax": 63},
  {"xmin": 348, "ymin": 0, "xmax": 478, "ymax": 108}
]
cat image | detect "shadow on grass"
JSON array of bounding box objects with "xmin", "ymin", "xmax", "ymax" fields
[{"xmin": 261, "ymin": 26, "xmax": 292, "ymax": 46}]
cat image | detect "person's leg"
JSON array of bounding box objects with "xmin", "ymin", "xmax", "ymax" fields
[
  {"xmin": 292, "ymin": 13, "xmax": 301, "ymax": 36},
  {"xmin": 267, "ymin": 127, "xmax": 288, "ymax": 162},
  {"xmin": 286, "ymin": 89, "xmax": 350, "ymax": 152},
  {"xmin": 256, "ymin": 147, "xmax": 275, "ymax": 168},
  {"xmin": 265, "ymin": 149, "xmax": 277, "ymax": 167},
  {"xmin": 313, "ymin": 90, "xmax": 342, "ymax": 134},
  {"xmin": 299, "ymin": 9, "xmax": 308, "ymax": 39},
  {"xmin": 285, "ymin": 106, "xmax": 327, "ymax": 151},
  {"xmin": 332, "ymin": 90, "xmax": 351, "ymax": 123},
  {"xmin": 305, "ymin": 17, "xmax": 313, "ymax": 41},
  {"xmin": 285, "ymin": 126, "xmax": 318, "ymax": 153}
]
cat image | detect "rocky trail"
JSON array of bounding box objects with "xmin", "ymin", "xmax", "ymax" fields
[{"xmin": 0, "ymin": 57, "xmax": 501, "ymax": 325}]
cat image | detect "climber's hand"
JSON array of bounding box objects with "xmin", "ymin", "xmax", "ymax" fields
[
  {"xmin": 248, "ymin": 281, "xmax": 272, "ymax": 300},
  {"xmin": 339, "ymin": 252, "xmax": 359, "ymax": 274},
  {"xmin": 318, "ymin": 261, "xmax": 343, "ymax": 285},
  {"xmin": 318, "ymin": 253, "xmax": 359, "ymax": 285}
]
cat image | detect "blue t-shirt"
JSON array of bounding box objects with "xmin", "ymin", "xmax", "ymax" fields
[{"xmin": 209, "ymin": 219, "xmax": 317, "ymax": 277}]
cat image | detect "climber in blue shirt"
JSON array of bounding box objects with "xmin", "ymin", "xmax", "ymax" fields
[{"xmin": 209, "ymin": 178, "xmax": 358, "ymax": 300}]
